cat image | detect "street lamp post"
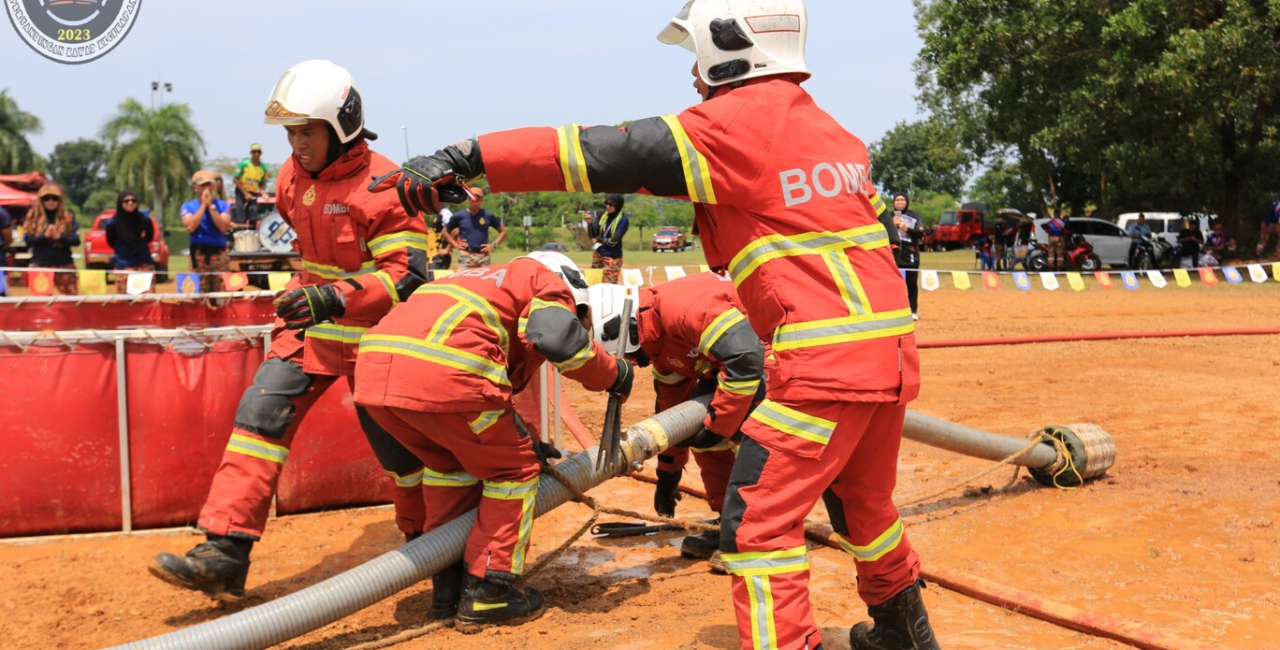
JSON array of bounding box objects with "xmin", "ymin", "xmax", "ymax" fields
[
  {"xmin": 150, "ymin": 79, "xmax": 173, "ymax": 110},
  {"xmin": 401, "ymin": 126, "xmax": 410, "ymax": 162}
]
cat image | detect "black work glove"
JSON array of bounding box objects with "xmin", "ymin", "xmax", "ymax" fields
[
  {"xmin": 608, "ymin": 358, "xmax": 635, "ymax": 399},
  {"xmin": 274, "ymin": 284, "xmax": 346, "ymax": 330},
  {"xmin": 533, "ymin": 440, "xmax": 563, "ymax": 466},
  {"xmin": 375, "ymin": 139, "xmax": 484, "ymax": 217},
  {"xmin": 680, "ymin": 426, "xmax": 727, "ymax": 450},
  {"xmin": 654, "ymin": 468, "xmax": 683, "ymax": 517}
]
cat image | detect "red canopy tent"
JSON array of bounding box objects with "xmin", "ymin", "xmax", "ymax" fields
[
  {"xmin": 0, "ymin": 183, "xmax": 35, "ymax": 207},
  {"xmin": 0, "ymin": 172, "xmax": 48, "ymax": 193}
]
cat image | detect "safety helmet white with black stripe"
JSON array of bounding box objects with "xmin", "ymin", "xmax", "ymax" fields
[
  {"xmin": 587, "ymin": 284, "xmax": 642, "ymax": 355},
  {"xmin": 658, "ymin": 0, "xmax": 810, "ymax": 87},
  {"xmin": 264, "ymin": 60, "xmax": 372, "ymax": 144},
  {"xmin": 524, "ymin": 251, "xmax": 590, "ymax": 311}
]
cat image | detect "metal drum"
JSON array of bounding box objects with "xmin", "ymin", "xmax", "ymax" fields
[
  {"xmin": 233, "ymin": 230, "xmax": 262, "ymax": 253},
  {"xmin": 258, "ymin": 211, "xmax": 297, "ymax": 253}
]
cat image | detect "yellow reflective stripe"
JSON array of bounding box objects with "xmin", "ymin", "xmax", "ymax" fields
[
  {"xmin": 836, "ymin": 519, "xmax": 905, "ymax": 563},
  {"xmin": 302, "ymin": 259, "xmax": 376, "ymax": 280},
  {"xmin": 373, "ymin": 270, "xmax": 398, "ymax": 306},
  {"xmin": 659, "ymin": 115, "xmax": 717, "ymax": 205},
  {"xmin": 692, "ymin": 437, "xmax": 736, "ymax": 452},
  {"xmin": 721, "ymin": 546, "xmax": 810, "ymax": 577},
  {"xmin": 226, "ymin": 433, "xmax": 289, "ymax": 464},
  {"xmin": 556, "ymin": 124, "xmax": 593, "ymax": 193},
  {"xmin": 555, "ymin": 340, "xmax": 596, "ymax": 372},
  {"xmin": 359, "ymin": 334, "xmax": 511, "ymax": 387},
  {"xmin": 653, "ymin": 368, "xmax": 687, "ymax": 386},
  {"xmin": 511, "ymin": 476, "xmax": 538, "ymax": 574},
  {"xmin": 728, "ymin": 225, "xmax": 888, "ymax": 286},
  {"xmin": 473, "ymin": 601, "xmax": 509, "ymax": 612},
  {"xmin": 422, "ymin": 466, "xmax": 480, "ymax": 487},
  {"xmin": 306, "ymin": 323, "xmax": 369, "ymax": 344},
  {"xmin": 746, "ymin": 574, "xmax": 778, "ymax": 650},
  {"xmin": 719, "ymin": 376, "xmax": 761, "ymax": 396},
  {"xmin": 869, "ymin": 191, "xmax": 887, "ymax": 217},
  {"xmin": 385, "ymin": 468, "xmax": 424, "ymax": 488},
  {"xmin": 772, "ymin": 309, "xmax": 915, "ymax": 352},
  {"xmin": 469, "ymin": 409, "xmax": 504, "ymax": 435},
  {"xmin": 529, "ymin": 297, "xmax": 572, "ymax": 315},
  {"xmin": 750, "ymin": 400, "xmax": 835, "ymax": 446},
  {"xmin": 368, "ymin": 231, "xmax": 430, "ymax": 257},
  {"xmin": 823, "ymin": 251, "xmax": 872, "ymax": 316},
  {"xmin": 415, "ymin": 285, "xmax": 509, "ymax": 355},
  {"xmin": 429, "ymin": 302, "xmax": 472, "ymax": 345},
  {"xmin": 482, "ymin": 477, "xmax": 539, "ymax": 501},
  {"xmin": 699, "ymin": 308, "xmax": 746, "ymax": 355}
]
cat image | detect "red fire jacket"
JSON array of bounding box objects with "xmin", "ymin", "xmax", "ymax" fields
[
  {"xmin": 273, "ymin": 142, "xmax": 430, "ymax": 377},
  {"xmin": 354, "ymin": 258, "xmax": 619, "ymax": 414},
  {"xmin": 478, "ymin": 77, "xmax": 917, "ymax": 403},
  {"xmin": 640, "ymin": 272, "xmax": 764, "ymax": 437}
]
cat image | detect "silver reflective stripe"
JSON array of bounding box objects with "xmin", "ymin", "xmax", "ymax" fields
[
  {"xmin": 561, "ymin": 126, "xmax": 588, "ymax": 193},
  {"xmin": 724, "ymin": 552, "xmax": 810, "ymax": 574},
  {"xmin": 358, "ymin": 338, "xmax": 507, "ymax": 384},
  {"xmin": 482, "ymin": 480, "xmax": 539, "ymax": 500},
  {"xmin": 729, "ymin": 233, "xmax": 851, "ymax": 279},
  {"xmin": 753, "ymin": 402, "xmax": 833, "ymax": 444},
  {"xmin": 826, "ymin": 252, "xmax": 865, "ymax": 315},
  {"xmin": 751, "ymin": 576, "xmax": 774, "ymax": 650},
  {"xmin": 773, "ymin": 313, "xmax": 915, "ymax": 348}
]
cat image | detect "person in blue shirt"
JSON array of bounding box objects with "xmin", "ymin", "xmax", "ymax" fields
[
  {"xmin": 1125, "ymin": 213, "xmax": 1153, "ymax": 264},
  {"xmin": 443, "ymin": 187, "xmax": 507, "ymax": 268},
  {"xmin": 181, "ymin": 170, "xmax": 233, "ymax": 293},
  {"xmin": 105, "ymin": 189, "xmax": 156, "ymax": 293},
  {"xmin": 0, "ymin": 204, "xmax": 12, "ymax": 296},
  {"xmin": 589, "ymin": 193, "xmax": 629, "ymax": 283}
]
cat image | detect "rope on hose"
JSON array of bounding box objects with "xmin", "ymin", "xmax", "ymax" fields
[{"xmin": 896, "ymin": 436, "xmax": 1044, "ymax": 509}]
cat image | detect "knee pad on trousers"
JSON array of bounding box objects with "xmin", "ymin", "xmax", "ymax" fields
[
  {"xmin": 233, "ymin": 358, "xmax": 314, "ymax": 439},
  {"xmin": 719, "ymin": 435, "xmax": 770, "ymax": 554},
  {"xmin": 356, "ymin": 405, "xmax": 424, "ymax": 475}
]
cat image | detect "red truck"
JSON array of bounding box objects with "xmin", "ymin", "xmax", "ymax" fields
[
  {"xmin": 84, "ymin": 210, "xmax": 171, "ymax": 282},
  {"xmin": 930, "ymin": 203, "xmax": 994, "ymax": 251}
]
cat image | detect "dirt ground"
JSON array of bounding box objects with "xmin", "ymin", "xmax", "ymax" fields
[{"xmin": 2, "ymin": 280, "xmax": 1278, "ymax": 649}]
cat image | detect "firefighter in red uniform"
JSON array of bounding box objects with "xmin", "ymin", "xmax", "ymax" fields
[
  {"xmin": 353, "ymin": 251, "xmax": 634, "ymax": 633},
  {"xmin": 149, "ymin": 60, "xmax": 436, "ymax": 602},
  {"xmin": 374, "ymin": 1, "xmax": 938, "ymax": 647},
  {"xmin": 588, "ymin": 273, "xmax": 765, "ymax": 566}
]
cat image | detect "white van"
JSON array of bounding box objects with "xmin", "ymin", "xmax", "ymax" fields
[{"xmin": 1116, "ymin": 212, "xmax": 1213, "ymax": 245}]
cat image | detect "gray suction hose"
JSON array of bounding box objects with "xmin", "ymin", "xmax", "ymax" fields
[{"xmin": 110, "ymin": 396, "xmax": 712, "ymax": 650}]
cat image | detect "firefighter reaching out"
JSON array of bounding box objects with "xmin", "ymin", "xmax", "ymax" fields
[
  {"xmin": 352, "ymin": 251, "xmax": 634, "ymax": 633},
  {"xmin": 588, "ymin": 272, "xmax": 766, "ymax": 568}
]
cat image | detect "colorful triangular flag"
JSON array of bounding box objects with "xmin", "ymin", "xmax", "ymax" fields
[
  {"xmin": 1147, "ymin": 270, "xmax": 1168, "ymax": 288},
  {"xmin": 79, "ymin": 270, "xmax": 107, "ymax": 295},
  {"xmin": 1273, "ymin": 262, "xmax": 1280, "ymax": 281},
  {"xmin": 1013, "ymin": 272, "xmax": 1031, "ymax": 291},
  {"xmin": 698, "ymin": 264, "xmax": 710, "ymax": 273},
  {"xmin": 126, "ymin": 271, "xmax": 154, "ymax": 295},
  {"xmin": 1093, "ymin": 272, "xmax": 1113, "ymax": 290},
  {"xmin": 1248, "ymin": 264, "xmax": 1268, "ymax": 283},
  {"xmin": 224, "ymin": 272, "xmax": 250, "ymax": 292},
  {"xmin": 920, "ymin": 270, "xmax": 940, "ymax": 292},
  {"xmin": 1198, "ymin": 268, "xmax": 1218, "ymax": 286},
  {"xmin": 1066, "ymin": 272, "xmax": 1085, "ymax": 292},
  {"xmin": 982, "ymin": 272, "xmax": 1000, "ymax": 291},
  {"xmin": 268, "ymin": 272, "xmax": 292, "ymax": 292},
  {"xmin": 1121, "ymin": 271, "xmax": 1139, "ymax": 290},
  {"xmin": 1172, "ymin": 268, "xmax": 1192, "ymax": 288},
  {"xmin": 176, "ymin": 273, "xmax": 201, "ymax": 295},
  {"xmin": 29, "ymin": 270, "xmax": 54, "ymax": 296},
  {"xmin": 665, "ymin": 266, "xmax": 686, "ymax": 281},
  {"xmin": 1039, "ymin": 272, "xmax": 1059, "ymax": 291},
  {"xmin": 950, "ymin": 271, "xmax": 971, "ymax": 290},
  {"xmin": 1222, "ymin": 266, "xmax": 1243, "ymax": 284}
]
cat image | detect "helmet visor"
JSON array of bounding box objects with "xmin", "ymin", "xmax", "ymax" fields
[{"xmin": 657, "ymin": 1, "xmax": 696, "ymax": 51}]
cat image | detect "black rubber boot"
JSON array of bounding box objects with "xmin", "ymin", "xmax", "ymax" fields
[
  {"xmin": 149, "ymin": 535, "xmax": 253, "ymax": 602},
  {"xmin": 849, "ymin": 580, "xmax": 941, "ymax": 650},
  {"xmin": 454, "ymin": 572, "xmax": 546, "ymax": 634},
  {"xmin": 680, "ymin": 523, "xmax": 720, "ymax": 560},
  {"xmin": 430, "ymin": 563, "xmax": 464, "ymax": 619}
]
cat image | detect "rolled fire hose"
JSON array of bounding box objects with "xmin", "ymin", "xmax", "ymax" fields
[{"xmin": 110, "ymin": 396, "xmax": 712, "ymax": 650}]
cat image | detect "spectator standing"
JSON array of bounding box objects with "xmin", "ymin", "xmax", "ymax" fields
[
  {"xmin": 1203, "ymin": 221, "xmax": 1235, "ymax": 265},
  {"xmin": 1125, "ymin": 213, "xmax": 1152, "ymax": 265},
  {"xmin": 105, "ymin": 190, "xmax": 155, "ymax": 293},
  {"xmin": 233, "ymin": 143, "xmax": 271, "ymax": 228},
  {"xmin": 430, "ymin": 207, "xmax": 454, "ymax": 270},
  {"xmin": 23, "ymin": 183, "xmax": 80, "ymax": 295},
  {"xmin": 181, "ymin": 170, "xmax": 233, "ymax": 293},
  {"xmin": 1261, "ymin": 199, "xmax": 1280, "ymax": 258},
  {"xmin": 589, "ymin": 193, "xmax": 629, "ymax": 283},
  {"xmin": 0, "ymin": 204, "xmax": 12, "ymax": 296},
  {"xmin": 1176, "ymin": 218, "xmax": 1204, "ymax": 268},
  {"xmin": 892, "ymin": 193, "xmax": 923, "ymax": 321},
  {"xmin": 1044, "ymin": 210, "xmax": 1068, "ymax": 271},
  {"xmin": 444, "ymin": 188, "xmax": 506, "ymax": 268}
]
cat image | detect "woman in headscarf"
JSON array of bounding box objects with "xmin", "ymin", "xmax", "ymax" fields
[
  {"xmin": 890, "ymin": 192, "xmax": 924, "ymax": 320},
  {"xmin": 23, "ymin": 183, "xmax": 80, "ymax": 295},
  {"xmin": 105, "ymin": 189, "xmax": 156, "ymax": 293}
]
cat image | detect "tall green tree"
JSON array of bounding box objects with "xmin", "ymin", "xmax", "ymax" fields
[
  {"xmin": 49, "ymin": 139, "xmax": 110, "ymax": 208},
  {"xmin": 101, "ymin": 99, "xmax": 205, "ymax": 226},
  {"xmin": 869, "ymin": 117, "xmax": 971, "ymax": 196},
  {"xmin": 0, "ymin": 89, "xmax": 43, "ymax": 174}
]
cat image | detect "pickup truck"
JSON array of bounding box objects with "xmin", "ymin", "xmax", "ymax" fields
[
  {"xmin": 83, "ymin": 210, "xmax": 171, "ymax": 282},
  {"xmin": 651, "ymin": 226, "xmax": 688, "ymax": 252}
]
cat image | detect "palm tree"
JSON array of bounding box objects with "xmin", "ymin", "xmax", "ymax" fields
[
  {"xmin": 0, "ymin": 89, "xmax": 43, "ymax": 174},
  {"xmin": 101, "ymin": 99, "xmax": 205, "ymax": 226}
]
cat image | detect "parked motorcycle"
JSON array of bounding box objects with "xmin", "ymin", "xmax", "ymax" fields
[
  {"xmin": 1127, "ymin": 234, "xmax": 1174, "ymax": 271},
  {"xmin": 1026, "ymin": 234, "xmax": 1103, "ymax": 272}
]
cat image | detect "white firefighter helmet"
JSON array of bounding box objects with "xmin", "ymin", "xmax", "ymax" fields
[
  {"xmin": 657, "ymin": 0, "xmax": 810, "ymax": 87},
  {"xmin": 524, "ymin": 251, "xmax": 590, "ymax": 311},
  {"xmin": 264, "ymin": 60, "xmax": 371, "ymax": 144},
  {"xmin": 587, "ymin": 283, "xmax": 642, "ymax": 355}
]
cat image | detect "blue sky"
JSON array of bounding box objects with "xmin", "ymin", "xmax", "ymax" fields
[{"xmin": 3, "ymin": 1, "xmax": 924, "ymax": 165}]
